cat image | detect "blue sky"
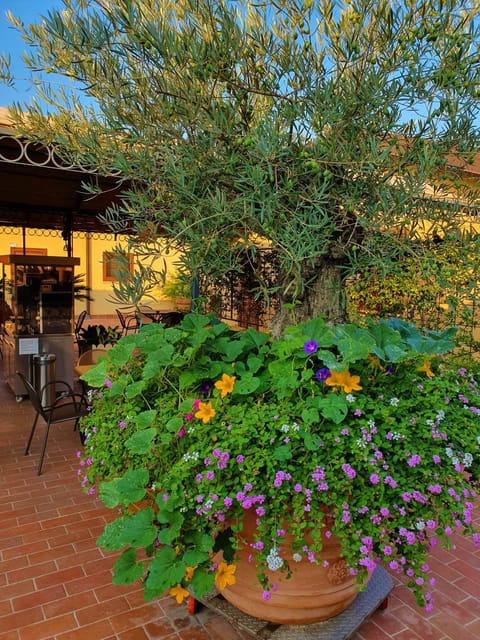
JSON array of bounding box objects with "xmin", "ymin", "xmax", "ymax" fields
[{"xmin": 0, "ymin": 0, "xmax": 63, "ymax": 107}]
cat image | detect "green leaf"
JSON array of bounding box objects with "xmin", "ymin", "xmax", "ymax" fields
[
  {"xmin": 125, "ymin": 428, "xmax": 156, "ymax": 454},
  {"xmin": 246, "ymin": 355, "xmax": 263, "ymax": 374},
  {"xmin": 273, "ymin": 444, "xmax": 292, "ymax": 461},
  {"xmin": 108, "ymin": 342, "xmax": 137, "ymax": 367},
  {"xmin": 143, "ymin": 547, "xmax": 186, "ymax": 599},
  {"xmin": 182, "ymin": 548, "xmax": 211, "ymax": 567},
  {"xmin": 99, "ymin": 468, "xmax": 149, "ymax": 508},
  {"xmin": 234, "ymin": 373, "xmax": 260, "ymax": 395},
  {"xmin": 97, "ymin": 518, "xmax": 126, "ymax": 551},
  {"xmin": 143, "ymin": 344, "xmax": 175, "ymax": 375},
  {"xmin": 121, "ymin": 508, "xmax": 157, "ymax": 547},
  {"xmin": 301, "ymin": 406, "xmax": 320, "ymax": 425},
  {"xmin": 303, "ymin": 431, "xmax": 323, "ymax": 451},
  {"xmin": 112, "ymin": 548, "xmax": 145, "ymax": 585},
  {"xmin": 81, "ymin": 360, "xmax": 110, "ymax": 387},
  {"xmin": 165, "ymin": 416, "xmax": 184, "ymax": 433},
  {"xmin": 125, "ymin": 380, "xmax": 146, "ymax": 399},
  {"xmin": 223, "ymin": 340, "xmax": 247, "ymax": 362},
  {"xmin": 189, "ymin": 568, "xmax": 216, "ymax": 598},
  {"xmin": 315, "ymin": 395, "xmax": 348, "ymax": 424},
  {"xmin": 135, "ymin": 410, "xmax": 157, "ymax": 429},
  {"xmin": 184, "ymin": 531, "xmax": 215, "ymax": 553},
  {"xmin": 334, "ymin": 324, "xmax": 376, "ymax": 363},
  {"xmin": 157, "ymin": 511, "xmax": 183, "ymax": 544},
  {"xmin": 298, "ymin": 317, "xmax": 334, "ymax": 347}
]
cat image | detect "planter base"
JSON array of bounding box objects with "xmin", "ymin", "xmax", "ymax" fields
[{"xmin": 188, "ymin": 565, "xmax": 393, "ymax": 639}]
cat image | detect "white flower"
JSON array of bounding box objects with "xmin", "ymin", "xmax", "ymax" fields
[
  {"xmin": 182, "ymin": 451, "xmax": 200, "ymax": 462},
  {"xmin": 292, "ymin": 553, "xmax": 302, "ymax": 562},
  {"xmin": 445, "ymin": 447, "xmax": 453, "ymax": 458},
  {"xmin": 463, "ymin": 453, "xmax": 473, "ymax": 468},
  {"xmin": 436, "ymin": 410, "xmax": 445, "ymax": 421},
  {"xmin": 291, "ymin": 422, "xmax": 300, "ymax": 432},
  {"xmin": 281, "ymin": 423, "xmax": 289, "ymax": 433},
  {"xmin": 390, "ymin": 397, "xmax": 399, "ymax": 406},
  {"xmin": 356, "ymin": 438, "xmax": 368, "ymax": 449},
  {"xmin": 416, "ymin": 520, "xmax": 426, "ymax": 531},
  {"xmin": 345, "ymin": 394, "xmax": 356, "ymax": 403},
  {"xmin": 266, "ymin": 547, "xmax": 284, "ymax": 571}
]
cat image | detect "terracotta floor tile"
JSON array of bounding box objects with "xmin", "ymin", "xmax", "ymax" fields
[
  {"xmin": 0, "ymin": 631, "xmax": 20, "ymax": 640},
  {"xmin": 0, "ymin": 579, "xmax": 36, "ymax": 601},
  {"xmin": 43, "ymin": 590, "xmax": 98, "ymax": 619},
  {"xmin": 17, "ymin": 613, "xmax": 77, "ymax": 640},
  {"xmin": 0, "ymin": 606, "xmax": 44, "ymax": 633},
  {"xmin": 12, "ymin": 584, "xmax": 67, "ymax": 612},
  {"xmin": 109, "ymin": 601, "xmax": 166, "ymax": 634},
  {"xmin": 116, "ymin": 628, "xmax": 151, "ymax": 640},
  {"xmin": 54, "ymin": 618, "xmax": 116, "ymax": 640},
  {"xmin": 143, "ymin": 617, "xmax": 178, "ymax": 638},
  {"xmin": 75, "ymin": 595, "xmax": 130, "ymax": 627},
  {"xmin": 2, "ymin": 539, "xmax": 50, "ymax": 561},
  {"xmin": 6, "ymin": 560, "xmax": 58, "ymax": 585}
]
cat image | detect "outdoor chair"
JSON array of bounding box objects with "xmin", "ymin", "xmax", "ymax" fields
[
  {"xmin": 18, "ymin": 371, "xmax": 89, "ymax": 476},
  {"xmin": 74, "ymin": 309, "xmax": 88, "ymax": 351},
  {"xmin": 116, "ymin": 308, "xmax": 140, "ymax": 335}
]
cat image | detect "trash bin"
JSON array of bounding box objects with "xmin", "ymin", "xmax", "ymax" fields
[{"xmin": 33, "ymin": 353, "xmax": 56, "ymax": 407}]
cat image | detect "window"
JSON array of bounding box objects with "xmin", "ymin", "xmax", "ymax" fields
[{"xmin": 103, "ymin": 251, "xmax": 134, "ymax": 282}]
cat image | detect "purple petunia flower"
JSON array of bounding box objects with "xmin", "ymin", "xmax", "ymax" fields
[
  {"xmin": 304, "ymin": 340, "xmax": 319, "ymax": 355},
  {"xmin": 315, "ymin": 367, "xmax": 331, "ymax": 382}
]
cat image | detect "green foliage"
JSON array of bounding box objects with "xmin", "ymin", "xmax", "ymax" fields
[
  {"xmin": 78, "ymin": 313, "xmax": 480, "ymax": 609},
  {"xmin": 78, "ymin": 324, "xmax": 122, "ymax": 348},
  {"xmin": 3, "ymin": 0, "xmax": 480, "ymax": 329},
  {"xmin": 347, "ymin": 234, "xmax": 480, "ymax": 349}
]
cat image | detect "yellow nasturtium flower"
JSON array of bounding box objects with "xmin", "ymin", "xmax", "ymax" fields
[
  {"xmin": 325, "ymin": 369, "xmax": 362, "ymax": 393},
  {"xmin": 215, "ymin": 561, "xmax": 236, "ymax": 590},
  {"xmin": 169, "ymin": 584, "xmax": 190, "ymax": 604},
  {"xmin": 418, "ymin": 359, "xmax": 435, "ymax": 378},
  {"xmin": 185, "ymin": 566, "xmax": 196, "ymax": 581},
  {"xmin": 367, "ymin": 354, "xmax": 384, "ymax": 371},
  {"xmin": 195, "ymin": 401, "xmax": 216, "ymax": 423},
  {"xmin": 214, "ymin": 373, "xmax": 236, "ymax": 398}
]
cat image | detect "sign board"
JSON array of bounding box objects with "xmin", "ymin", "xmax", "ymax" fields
[{"xmin": 18, "ymin": 338, "xmax": 40, "ymax": 355}]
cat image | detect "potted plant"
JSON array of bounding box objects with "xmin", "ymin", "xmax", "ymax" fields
[
  {"xmin": 78, "ymin": 313, "xmax": 479, "ymax": 623},
  {"xmin": 162, "ymin": 274, "xmax": 192, "ymax": 312},
  {"xmin": 77, "ymin": 323, "xmax": 122, "ymax": 354}
]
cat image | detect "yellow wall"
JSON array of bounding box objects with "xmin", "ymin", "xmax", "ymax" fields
[{"xmin": 0, "ymin": 226, "xmax": 182, "ymax": 317}]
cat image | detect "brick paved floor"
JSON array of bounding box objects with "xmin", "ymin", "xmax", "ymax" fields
[{"xmin": 0, "ymin": 362, "xmax": 479, "ymax": 640}]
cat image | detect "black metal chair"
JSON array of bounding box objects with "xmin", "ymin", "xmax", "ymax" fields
[
  {"xmin": 74, "ymin": 310, "xmax": 88, "ymax": 350},
  {"xmin": 17, "ymin": 372, "xmax": 88, "ymax": 475},
  {"xmin": 116, "ymin": 309, "xmax": 140, "ymax": 335}
]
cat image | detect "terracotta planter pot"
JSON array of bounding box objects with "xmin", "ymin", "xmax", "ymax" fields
[{"xmin": 221, "ymin": 510, "xmax": 362, "ymax": 625}]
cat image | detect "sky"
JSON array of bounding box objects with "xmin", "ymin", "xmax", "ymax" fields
[{"xmin": 0, "ymin": 0, "xmax": 64, "ymax": 107}]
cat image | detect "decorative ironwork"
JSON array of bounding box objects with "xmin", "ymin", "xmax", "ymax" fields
[{"xmin": 200, "ymin": 247, "xmax": 280, "ymax": 330}]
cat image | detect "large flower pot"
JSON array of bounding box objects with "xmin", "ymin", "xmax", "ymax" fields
[{"xmin": 221, "ymin": 510, "xmax": 362, "ymax": 625}]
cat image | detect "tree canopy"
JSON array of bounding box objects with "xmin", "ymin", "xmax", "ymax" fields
[{"xmin": 2, "ymin": 0, "xmax": 480, "ymax": 332}]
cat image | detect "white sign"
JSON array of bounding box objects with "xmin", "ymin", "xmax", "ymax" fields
[{"xmin": 18, "ymin": 338, "xmax": 40, "ymax": 355}]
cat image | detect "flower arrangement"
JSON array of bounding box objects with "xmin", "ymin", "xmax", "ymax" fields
[{"xmin": 78, "ymin": 313, "xmax": 479, "ymax": 612}]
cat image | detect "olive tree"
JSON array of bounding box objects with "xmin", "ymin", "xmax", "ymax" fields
[{"xmin": 2, "ymin": 0, "xmax": 480, "ymax": 333}]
